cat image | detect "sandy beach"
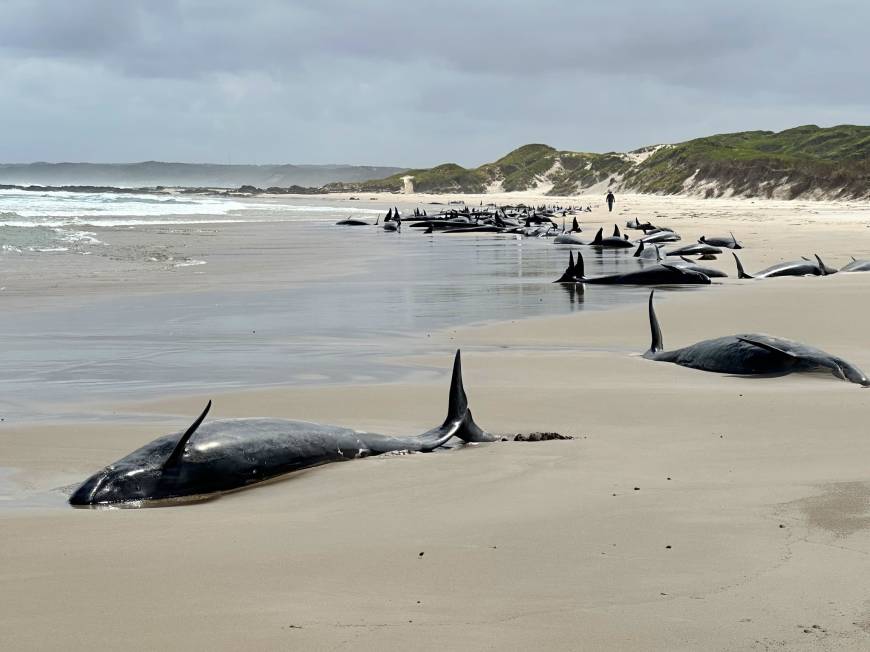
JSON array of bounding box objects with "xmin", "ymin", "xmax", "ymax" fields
[{"xmin": 3, "ymin": 192, "xmax": 870, "ymax": 650}]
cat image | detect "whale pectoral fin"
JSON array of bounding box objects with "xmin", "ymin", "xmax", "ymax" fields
[
  {"xmin": 736, "ymin": 337, "xmax": 798, "ymax": 359},
  {"xmin": 829, "ymin": 363, "xmax": 847, "ymax": 381}
]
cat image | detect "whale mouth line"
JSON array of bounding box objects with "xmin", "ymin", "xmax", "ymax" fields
[{"xmin": 70, "ymin": 492, "xmax": 220, "ymax": 509}]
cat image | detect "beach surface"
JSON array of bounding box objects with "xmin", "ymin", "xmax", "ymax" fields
[{"xmin": 2, "ymin": 192, "xmax": 870, "ymax": 650}]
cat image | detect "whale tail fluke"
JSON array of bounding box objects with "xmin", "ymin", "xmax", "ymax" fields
[
  {"xmin": 643, "ymin": 290, "xmax": 664, "ymax": 358},
  {"xmin": 733, "ymin": 252, "xmax": 753, "ymax": 279},
  {"xmin": 573, "ymin": 251, "xmax": 586, "ymax": 280},
  {"xmin": 441, "ymin": 350, "xmax": 494, "ymax": 445},
  {"xmin": 730, "ymin": 231, "xmax": 741, "ymax": 248},
  {"xmin": 416, "ymin": 350, "xmax": 496, "ymax": 451},
  {"xmin": 554, "ymin": 251, "xmax": 577, "ymax": 283}
]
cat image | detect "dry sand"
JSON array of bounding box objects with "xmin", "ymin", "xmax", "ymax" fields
[{"xmin": 2, "ymin": 192, "xmax": 870, "ymax": 650}]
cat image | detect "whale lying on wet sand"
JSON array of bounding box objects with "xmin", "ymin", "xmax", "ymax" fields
[
  {"xmin": 642, "ymin": 290, "xmax": 869, "ymax": 386},
  {"xmin": 554, "ymin": 251, "xmax": 710, "ymax": 285},
  {"xmin": 732, "ymin": 253, "xmax": 836, "ymax": 279},
  {"xmin": 665, "ymin": 243, "xmax": 722, "ymax": 257},
  {"xmin": 554, "ymin": 232, "xmax": 587, "ymax": 245},
  {"xmin": 639, "ymin": 229, "xmax": 681, "ymax": 244},
  {"xmin": 700, "ymin": 233, "xmax": 743, "ymax": 249},
  {"xmin": 590, "ymin": 226, "xmax": 634, "ymax": 249},
  {"xmin": 69, "ymin": 350, "xmax": 497, "ymax": 507},
  {"xmin": 841, "ymin": 257, "xmax": 870, "ymax": 272},
  {"xmin": 672, "ymin": 256, "xmax": 728, "ymax": 278}
]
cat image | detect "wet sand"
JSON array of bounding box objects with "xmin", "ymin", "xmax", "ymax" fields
[{"xmin": 2, "ymin": 192, "xmax": 870, "ymax": 650}]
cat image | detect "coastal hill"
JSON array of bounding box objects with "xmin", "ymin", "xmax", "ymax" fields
[
  {"xmin": 0, "ymin": 161, "xmax": 406, "ymax": 189},
  {"xmin": 329, "ymin": 125, "xmax": 870, "ymax": 200}
]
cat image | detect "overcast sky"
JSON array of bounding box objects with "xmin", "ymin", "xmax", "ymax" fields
[{"xmin": 0, "ymin": 0, "xmax": 867, "ymax": 167}]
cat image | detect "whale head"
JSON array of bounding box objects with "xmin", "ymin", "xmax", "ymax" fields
[
  {"xmin": 833, "ymin": 358, "xmax": 870, "ymax": 387},
  {"xmin": 69, "ymin": 401, "xmax": 212, "ymax": 506},
  {"xmin": 69, "ymin": 463, "xmax": 166, "ymax": 506}
]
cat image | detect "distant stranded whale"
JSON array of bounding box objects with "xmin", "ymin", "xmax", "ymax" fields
[
  {"xmin": 69, "ymin": 350, "xmax": 497, "ymax": 507},
  {"xmin": 699, "ymin": 233, "xmax": 743, "ymax": 249},
  {"xmin": 732, "ymin": 253, "xmax": 836, "ymax": 278},
  {"xmin": 335, "ymin": 217, "xmax": 370, "ymax": 226},
  {"xmin": 642, "ymin": 290, "xmax": 869, "ymax": 386},
  {"xmin": 590, "ymin": 226, "xmax": 633, "ymax": 249},
  {"xmin": 841, "ymin": 257, "xmax": 870, "ymax": 272},
  {"xmin": 554, "ymin": 251, "xmax": 710, "ymax": 285}
]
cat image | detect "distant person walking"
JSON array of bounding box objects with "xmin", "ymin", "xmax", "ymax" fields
[{"xmin": 605, "ymin": 190, "xmax": 615, "ymax": 213}]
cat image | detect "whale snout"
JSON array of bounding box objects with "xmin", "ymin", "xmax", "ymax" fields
[
  {"xmin": 836, "ymin": 360, "xmax": 870, "ymax": 387},
  {"xmin": 69, "ymin": 472, "xmax": 110, "ymax": 506}
]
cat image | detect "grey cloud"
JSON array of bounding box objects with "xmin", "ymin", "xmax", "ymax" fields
[{"xmin": 0, "ymin": 1, "xmax": 867, "ymax": 166}]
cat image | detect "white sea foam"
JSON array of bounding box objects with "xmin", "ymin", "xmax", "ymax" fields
[{"xmin": 0, "ymin": 188, "xmax": 381, "ymax": 253}]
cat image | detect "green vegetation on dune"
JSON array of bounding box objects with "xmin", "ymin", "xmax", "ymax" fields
[
  {"xmin": 331, "ymin": 125, "xmax": 870, "ymax": 199},
  {"xmin": 624, "ymin": 125, "xmax": 870, "ymax": 199}
]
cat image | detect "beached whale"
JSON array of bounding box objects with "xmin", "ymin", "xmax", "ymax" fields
[
  {"xmin": 639, "ymin": 230, "xmax": 681, "ymax": 244},
  {"xmin": 699, "ymin": 233, "xmax": 743, "ymax": 249},
  {"xmin": 335, "ymin": 217, "xmax": 370, "ymax": 226},
  {"xmin": 672, "ymin": 256, "xmax": 728, "ymax": 278},
  {"xmin": 732, "ymin": 253, "xmax": 836, "ymax": 279},
  {"xmin": 69, "ymin": 351, "xmax": 496, "ymax": 507},
  {"xmin": 841, "ymin": 257, "xmax": 870, "ymax": 272},
  {"xmin": 553, "ymin": 232, "xmax": 587, "ymax": 245},
  {"xmin": 626, "ymin": 218, "xmax": 654, "ymax": 230},
  {"xmin": 665, "ymin": 243, "xmax": 722, "ymax": 257},
  {"xmin": 590, "ymin": 226, "xmax": 633, "ymax": 249},
  {"xmin": 642, "ymin": 290, "xmax": 869, "ymax": 386},
  {"xmin": 633, "ymin": 241, "xmax": 663, "ymax": 260},
  {"xmin": 554, "ymin": 251, "xmax": 710, "ymax": 285}
]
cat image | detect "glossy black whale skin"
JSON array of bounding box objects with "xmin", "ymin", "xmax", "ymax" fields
[
  {"xmin": 642, "ymin": 290, "xmax": 869, "ymax": 386},
  {"xmin": 69, "ymin": 350, "xmax": 495, "ymax": 506}
]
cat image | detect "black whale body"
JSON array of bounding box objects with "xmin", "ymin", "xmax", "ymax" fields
[
  {"xmin": 553, "ymin": 251, "xmax": 711, "ymax": 285},
  {"xmin": 732, "ymin": 253, "xmax": 836, "ymax": 278},
  {"xmin": 69, "ymin": 351, "xmax": 495, "ymax": 506},
  {"xmin": 642, "ymin": 290, "xmax": 869, "ymax": 386}
]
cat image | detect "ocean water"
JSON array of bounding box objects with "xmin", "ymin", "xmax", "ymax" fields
[
  {"xmin": 0, "ymin": 190, "xmax": 709, "ymax": 422},
  {"xmin": 0, "ymin": 188, "xmax": 380, "ymax": 251}
]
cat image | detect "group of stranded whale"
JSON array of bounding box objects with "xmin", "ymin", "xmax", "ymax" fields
[
  {"xmin": 68, "ymin": 209, "xmax": 870, "ymax": 508},
  {"xmin": 336, "ymin": 204, "xmax": 587, "ymax": 237}
]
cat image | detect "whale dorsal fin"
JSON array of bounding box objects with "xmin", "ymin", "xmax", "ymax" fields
[
  {"xmin": 613, "ymin": 224, "xmax": 621, "ymax": 238},
  {"xmin": 736, "ymin": 337, "xmax": 797, "ymax": 359},
  {"xmin": 814, "ymin": 254, "xmax": 828, "ymax": 276},
  {"xmin": 633, "ymin": 241, "xmax": 645, "ymax": 257},
  {"xmin": 592, "ymin": 228, "xmax": 603, "ymax": 245},
  {"xmin": 164, "ymin": 401, "xmax": 212, "ymax": 469}
]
